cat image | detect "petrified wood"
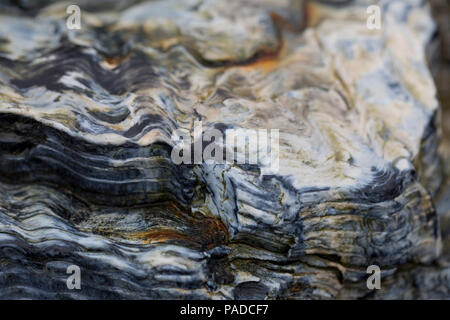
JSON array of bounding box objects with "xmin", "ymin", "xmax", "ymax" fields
[{"xmin": 0, "ymin": 0, "xmax": 448, "ymax": 299}]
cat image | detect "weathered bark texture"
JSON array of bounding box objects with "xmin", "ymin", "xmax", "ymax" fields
[{"xmin": 0, "ymin": 0, "xmax": 449, "ymax": 299}]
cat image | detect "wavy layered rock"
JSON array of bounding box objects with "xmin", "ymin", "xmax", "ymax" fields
[{"xmin": 0, "ymin": 0, "xmax": 448, "ymax": 299}]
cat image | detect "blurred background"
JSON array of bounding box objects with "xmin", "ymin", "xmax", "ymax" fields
[
  {"xmin": 428, "ymin": 0, "xmax": 450, "ymax": 259},
  {"xmin": 429, "ymin": 0, "xmax": 449, "ymax": 151}
]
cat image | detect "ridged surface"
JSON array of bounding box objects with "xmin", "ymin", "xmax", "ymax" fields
[{"xmin": 0, "ymin": 0, "xmax": 448, "ymax": 299}]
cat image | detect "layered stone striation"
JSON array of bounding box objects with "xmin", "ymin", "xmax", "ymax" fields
[{"xmin": 0, "ymin": 0, "xmax": 447, "ymax": 299}]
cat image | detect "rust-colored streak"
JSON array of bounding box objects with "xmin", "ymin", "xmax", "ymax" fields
[
  {"xmin": 198, "ymin": 2, "xmax": 307, "ymax": 70},
  {"xmin": 133, "ymin": 216, "xmax": 228, "ymax": 250},
  {"xmin": 102, "ymin": 53, "xmax": 131, "ymax": 69},
  {"xmin": 235, "ymin": 1, "xmax": 308, "ymax": 74},
  {"xmin": 120, "ymin": 203, "xmax": 229, "ymax": 251},
  {"xmin": 131, "ymin": 216, "xmax": 228, "ymax": 250},
  {"xmin": 240, "ymin": 40, "xmax": 284, "ymax": 74},
  {"xmin": 133, "ymin": 229, "xmax": 193, "ymax": 245}
]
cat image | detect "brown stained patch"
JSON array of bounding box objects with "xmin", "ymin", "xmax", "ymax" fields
[
  {"xmin": 132, "ymin": 228, "xmax": 194, "ymax": 246},
  {"xmin": 195, "ymin": 3, "xmax": 306, "ymax": 70},
  {"xmin": 200, "ymin": 41, "xmax": 284, "ymax": 70},
  {"xmin": 98, "ymin": 202, "xmax": 229, "ymax": 251},
  {"xmin": 230, "ymin": 3, "xmax": 307, "ymax": 74},
  {"xmin": 102, "ymin": 53, "xmax": 131, "ymax": 69},
  {"xmin": 239, "ymin": 40, "xmax": 284, "ymax": 74},
  {"xmin": 133, "ymin": 216, "xmax": 228, "ymax": 250},
  {"xmin": 129, "ymin": 216, "xmax": 228, "ymax": 250}
]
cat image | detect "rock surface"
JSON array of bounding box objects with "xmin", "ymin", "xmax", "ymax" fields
[{"xmin": 0, "ymin": 0, "xmax": 448, "ymax": 299}]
